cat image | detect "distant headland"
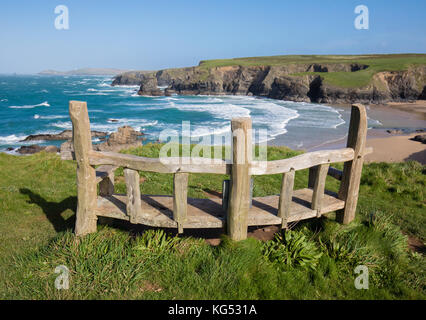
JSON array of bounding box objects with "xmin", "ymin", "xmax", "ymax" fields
[{"xmin": 39, "ymin": 68, "xmax": 130, "ymax": 76}]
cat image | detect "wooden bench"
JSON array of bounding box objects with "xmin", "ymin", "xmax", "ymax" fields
[{"xmin": 67, "ymin": 100, "xmax": 371, "ymax": 240}]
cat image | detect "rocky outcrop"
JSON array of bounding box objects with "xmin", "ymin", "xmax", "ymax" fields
[
  {"xmin": 17, "ymin": 145, "xmax": 59, "ymax": 154},
  {"xmin": 60, "ymin": 126, "xmax": 145, "ymax": 158},
  {"xmin": 111, "ymin": 71, "xmax": 155, "ymax": 86},
  {"xmin": 112, "ymin": 62, "xmax": 426, "ymax": 104},
  {"xmin": 22, "ymin": 130, "xmax": 107, "ymax": 142},
  {"xmin": 95, "ymin": 126, "xmax": 144, "ymax": 152},
  {"xmin": 137, "ymin": 74, "xmax": 163, "ymax": 96}
]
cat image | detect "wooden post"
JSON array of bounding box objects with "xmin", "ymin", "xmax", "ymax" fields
[
  {"xmin": 311, "ymin": 163, "xmax": 330, "ymax": 217},
  {"xmin": 337, "ymin": 104, "xmax": 367, "ymax": 224},
  {"xmin": 227, "ymin": 118, "xmax": 252, "ymax": 241},
  {"xmin": 124, "ymin": 168, "xmax": 142, "ymax": 224},
  {"xmin": 173, "ymin": 172, "xmax": 188, "ymax": 234},
  {"xmin": 69, "ymin": 101, "xmax": 97, "ymax": 236},
  {"xmin": 278, "ymin": 170, "xmax": 295, "ymax": 229}
]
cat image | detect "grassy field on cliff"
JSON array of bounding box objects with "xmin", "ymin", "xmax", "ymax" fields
[
  {"xmin": 0, "ymin": 144, "xmax": 425, "ymax": 299},
  {"xmin": 199, "ymin": 54, "xmax": 426, "ymax": 88}
]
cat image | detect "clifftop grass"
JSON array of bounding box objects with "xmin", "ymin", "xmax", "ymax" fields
[
  {"xmin": 0, "ymin": 146, "xmax": 424, "ymax": 299},
  {"xmin": 199, "ymin": 54, "xmax": 426, "ymax": 88},
  {"xmin": 199, "ymin": 54, "xmax": 426, "ymax": 69}
]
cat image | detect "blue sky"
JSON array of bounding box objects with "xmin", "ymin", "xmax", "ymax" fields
[{"xmin": 0, "ymin": 0, "xmax": 425, "ymax": 73}]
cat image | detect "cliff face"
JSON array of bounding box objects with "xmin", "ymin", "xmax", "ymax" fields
[
  {"xmin": 112, "ymin": 64, "xmax": 426, "ymax": 104},
  {"xmin": 111, "ymin": 71, "xmax": 155, "ymax": 86}
]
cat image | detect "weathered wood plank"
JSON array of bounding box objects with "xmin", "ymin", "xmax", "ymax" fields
[
  {"xmin": 95, "ymin": 188, "xmax": 345, "ymax": 229},
  {"xmin": 124, "ymin": 168, "xmax": 142, "ymax": 224},
  {"xmin": 250, "ymin": 148, "xmax": 354, "ymax": 175},
  {"xmin": 277, "ymin": 170, "xmax": 295, "ymax": 229},
  {"xmin": 311, "ymin": 163, "xmax": 330, "ymax": 217},
  {"xmin": 173, "ymin": 172, "xmax": 188, "ymax": 233},
  {"xmin": 227, "ymin": 117, "xmax": 252, "ymax": 241},
  {"xmin": 88, "ymin": 150, "xmax": 230, "ymax": 174},
  {"xmin": 96, "ymin": 165, "xmax": 117, "ymax": 183},
  {"xmin": 89, "ymin": 148, "xmax": 358, "ymax": 177},
  {"xmin": 61, "ymin": 150, "xmax": 75, "ymax": 161},
  {"xmin": 69, "ymin": 101, "xmax": 97, "ymax": 236},
  {"xmin": 337, "ymin": 104, "xmax": 367, "ymax": 224}
]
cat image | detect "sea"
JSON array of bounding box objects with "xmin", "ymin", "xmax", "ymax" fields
[{"xmin": 0, "ymin": 74, "xmax": 382, "ymax": 153}]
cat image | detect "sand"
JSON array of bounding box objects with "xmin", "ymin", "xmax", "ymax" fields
[
  {"xmin": 357, "ymin": 102, "xmax": 426, "ymax": 164},
  {"xmin": 308, "ymin": 101, "xmax": 426, "ymax": 164},
  {"xmin": 364, "ymin": 132, "xmax": 425, "ymax": 164},
  {"xmin": 386, "ymin": 100, "xmax": 426, "ymax": 120}
]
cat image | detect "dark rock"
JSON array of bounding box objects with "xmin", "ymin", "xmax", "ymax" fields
[
  {"xmin": 137, "ymin": 74, "xmax": 163, "ymax": 96},
  {"xmin": 419, "ymin": 86, "xmax": 426, "ymax": 100},
  {"xmin": 18, "ymin": 145, "xmax": 45, "ymax": 154},
  {"xmin": 269, "ymin": 76, "xmax": 310, "ymax": 102},
  {"xmin": 45, "ymin": 145, "xmax": 60, "ymax": 153},
  {"xmin": 22, "ymin": 130, "xmax": 107, "ymax": 142},
  {"xmin": 412, "ymin": 134, "xmax": 426, "ymax": 144},
  {"xmin": 387, "ymin": 129, "xmax": 404, "ymax": 134},
  {"xmin": 17, "ymin": 145, "xmax": 58, "ymax": 154},
  {"xmin": 6, "ymin": 147, "xmax": 14, "ymax": 151}
]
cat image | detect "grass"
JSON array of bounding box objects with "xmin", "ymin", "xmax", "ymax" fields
[
  {"xmin": 0, "ymin": 144, "xmax": 425, "ymax": 299},
  {"xmin": 198, "ymin": 54, "xmax": 426, "ymax": 88}
]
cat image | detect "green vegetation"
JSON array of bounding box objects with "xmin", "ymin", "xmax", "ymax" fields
[
  {"xmin": 199, "ymin": 54, "xmax": 426, "ymax": 88},
  {"xmin": 0, "ymin": 144, "xmax": 424, "ymax": 299}
]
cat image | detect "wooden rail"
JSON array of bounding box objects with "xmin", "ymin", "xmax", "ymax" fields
[
  {"xmin": 250, "ymin": 148, "xmax": 355, "ymax": 175},
  {"xmin": 68, "ymin": 101, "xmax": 369, "ymax": 240}
]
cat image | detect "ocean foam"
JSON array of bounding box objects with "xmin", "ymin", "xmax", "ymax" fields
[
  {"xmin": 35, "ymin": 115, "xmax": 67, "ymax": 120},
  {"xmin": 87, "ymin": 119, "xmax": 160, "ymax": 133},
  {"xmin": 0, "ymin": 134, "xmax": 28, "ymax": 145},
  {"xmin": 52, "ymin": 121, "xmax": 72, "ymax": 129},
  {"xmin": 286, "ymin": 103, "xmax": 345, "ymax": 129},
  {"xmin": 9, "ymin": 101, "xmax": 50, "ymax": 109},
  {"xmin": 244, "ymin": 101, "xmax": 300, "ymax": 137},
  {"xmin": 172, "ymin": 103, "xmax": 251, "ymax": 120}
]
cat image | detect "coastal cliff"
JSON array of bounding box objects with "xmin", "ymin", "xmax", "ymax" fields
[{"xmin": 112, "ymin": 55, "xmax": 426, "ymax": 104}]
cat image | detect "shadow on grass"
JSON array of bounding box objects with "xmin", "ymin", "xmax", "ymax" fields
[{"xmin": 19, "ymin": 188, "xmax": 76, "ymax": 232}]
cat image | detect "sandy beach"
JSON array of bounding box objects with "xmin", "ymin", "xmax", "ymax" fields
[
  {"xmin": 364, "ymin": 132, "xmax": 425, "ymax": 164},
  {"xmin": 309, "ymin": 101, "xmax": 426, "ymax": 164}
]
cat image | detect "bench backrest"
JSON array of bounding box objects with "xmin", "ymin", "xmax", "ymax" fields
[{"xmin": 69, "ymin": 101, "xmax": 368, "ymax": 240}]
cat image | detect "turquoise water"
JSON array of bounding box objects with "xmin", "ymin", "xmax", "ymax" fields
[{"xmin": 0, "ymin": 75, "xmax": 381, "ymax": 152}]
